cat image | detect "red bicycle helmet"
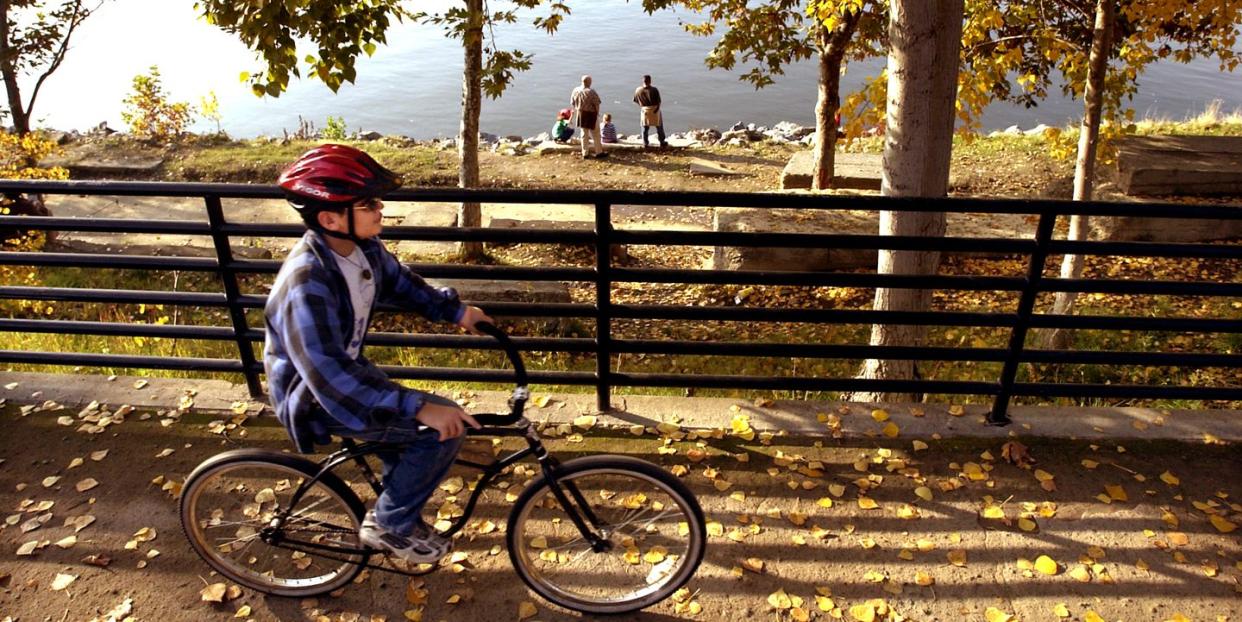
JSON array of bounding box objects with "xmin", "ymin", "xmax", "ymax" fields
[{"xmin": 278, "ymin": 144, "xmax": 402, "ymax": 207}]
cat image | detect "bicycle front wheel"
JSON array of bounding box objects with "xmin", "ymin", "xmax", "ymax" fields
[
  {"xmin": 180, "ymin": 449, "xmax": 368, "ymax": 597},
  {"xmin": 506, "ymin": 455, "xmax": 706, "ymax": 614}
]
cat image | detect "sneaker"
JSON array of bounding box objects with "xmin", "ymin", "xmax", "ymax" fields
[
  {"xmin": 358, "ymin": 510, "xmax": 452, "ymax": 564},
  {"xmin": 659, "ymin": 141, "xmax": 669, "ymax": 148}
]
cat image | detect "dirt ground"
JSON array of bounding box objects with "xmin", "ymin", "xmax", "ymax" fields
[{"xmin": 2, "ymin": 401, "xmax": 1239, "ymax": 622}]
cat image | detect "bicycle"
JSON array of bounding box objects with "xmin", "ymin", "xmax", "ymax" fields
[{"xmin": 179, "ymin": 323, "xmax": 707, "ymax": 614}]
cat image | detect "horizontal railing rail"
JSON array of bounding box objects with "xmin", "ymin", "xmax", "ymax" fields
[{"xmin": 1, "ymin": 179, "xmax": 1239, "ymax": 424}]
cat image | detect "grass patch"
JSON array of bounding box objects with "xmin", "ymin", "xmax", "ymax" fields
[{"xmin": 166, "ymin": 138, "xmax": 452, "ymax": 185}]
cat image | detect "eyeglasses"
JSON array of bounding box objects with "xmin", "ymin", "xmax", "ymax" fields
[{"xmin": 354, "ymin": 198, "xmax": 383, "ymax": 212}]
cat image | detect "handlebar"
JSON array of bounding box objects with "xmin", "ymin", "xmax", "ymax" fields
[
  {"xmin": 473, "ymin": 321, "xmax": 527, "ymax": 387},
  {"xmin": 468, "ymin": 321, "xmax": 528, "ymax": 426}
]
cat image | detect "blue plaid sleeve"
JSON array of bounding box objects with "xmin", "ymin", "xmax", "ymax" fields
[{"xmin": 374, "ymin": 243, "xmax": 465, "ymax": 323}]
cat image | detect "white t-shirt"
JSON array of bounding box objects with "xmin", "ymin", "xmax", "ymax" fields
[{"xmin": 331, "ymin": 247, "xmax": 376, "ymax": 360}]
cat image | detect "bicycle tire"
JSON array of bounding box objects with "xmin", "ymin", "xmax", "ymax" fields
[
  {"xmin": 180, "ymin": 449, "xmax": 369, "ymax": 597},
  {"xmin": 506, "ymin": 455, "xmax": 707, "ymax": 614}
]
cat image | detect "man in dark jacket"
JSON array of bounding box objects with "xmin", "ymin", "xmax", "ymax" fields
[{"xmin": 633, "ymin": 75, "xmax": 667, "ymax": 148}]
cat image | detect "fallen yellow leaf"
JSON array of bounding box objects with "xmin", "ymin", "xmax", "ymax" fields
[
  {"xmin": 1053, "ymin": 603, "xmax": 1070, "ymax": 618},
  {"xmin": 1035, "ymin": 555, "xmax": 1059, "ymax": 575},
  {"xmin": 914, "ymin": 486, "xmax": 933, "ymax": 502},
  {"xmin": 1159, "ymin": 471, "xmax": 1180, "ymax": 486},
  {"xmin": 947, "ymin": 550, "xmax": 967, "ymax": 567},
  {"xmin": 201, "ymin": 583, "xmax": 227, "ymax": 602},
  {"xmin": 517, "ymin": 601, "xmax": 538, "ymax": 620},
  {"xmin": 848, "ymin": 603, "xmax": 876, "ymax": 622},
  {"xmin": 50, "ymin": 573, "xmax": 77, "ymax": 591},
  {"xmin": 881, "ymin": 422, "xmax": 899, "ymax": 438},
  {"xmin": 1209, "ymin": 515, "xmax": 1237, "ymax": 533},
  {"xmin": 984, "ymin": 607, "xmax": 1013, "ymax": 622},
  {"xmin": 871, "ymin": 409, "xmax": 889, "ymax": 422},
  {"xmin": 767, "ymin": 588, "xmax": 793, "ymax": 610},
  {"xmin": 1105, "ymin": 484, "xmax": 1128, "ymax": 501}
]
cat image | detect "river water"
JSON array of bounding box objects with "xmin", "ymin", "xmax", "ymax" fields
[{"xmin": 24, "ymin": 0, "xmax": 1242, "ymax": 139}]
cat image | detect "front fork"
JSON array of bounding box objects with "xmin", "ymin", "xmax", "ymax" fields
[{"xmin": 528, "ymin": 430, "xmax": 611, "ymax": 553}]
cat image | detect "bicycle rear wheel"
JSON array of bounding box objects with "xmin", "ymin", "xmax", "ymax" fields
[
  {"xmin": 506, "ymin": 455, "xmax": 706, "ymax": 614},
  {"xmin": 180, "ymin": 449, "xmax": 368, "ymax": 597}
]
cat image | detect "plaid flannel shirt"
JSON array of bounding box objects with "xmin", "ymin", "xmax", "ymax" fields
[{"xmin": 264, "ymin": 230, "xmax": 464, "ymax": 452}]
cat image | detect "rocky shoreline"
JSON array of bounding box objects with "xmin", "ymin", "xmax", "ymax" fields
[{"xmin": 42, "ymin": 118, "xmax": 1066, "ymax": 161}]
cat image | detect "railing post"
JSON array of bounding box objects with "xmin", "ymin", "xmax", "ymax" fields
[
  {"xmin": 594, "ymin": 202, "xmax": 613, "ymax": 412},
  {"xmin": 204, "ymin": 196, "xmax": 263, "ymax": 397},
  {"xmin": 990, "ymin": 209, "xmax": 1058, "ymax": 425}
]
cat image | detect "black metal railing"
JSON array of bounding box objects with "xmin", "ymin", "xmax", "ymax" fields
[{"xmin": 1, "ymin": 179, "xmax": 1239, "ymax": 424}]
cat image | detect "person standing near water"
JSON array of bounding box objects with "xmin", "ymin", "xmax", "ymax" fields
[
  {"xmin": 633, "ymin": 74, "xmax": 667, "ymax": 149},
  {"xmin": 570, "ymin": 75, "xmax": 607, "ymax": 159}
]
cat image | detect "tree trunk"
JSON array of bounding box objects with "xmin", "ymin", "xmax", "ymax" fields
[
  {"xmin": 457, "ymin": 0, "xmax": 485, "ymax": 261},
  {"xmin": 811, "ymin": 11, "xmax": 861, "ymax": 190},
  {"xmin": 1045, "ymin": 0, "xmax": 1113, "ymax": 350},
  {"xmin": 0, "ymin": 0, "xmax": 31, "ymax": 135},
  {"xmin": 850, "ymin": 0, "xmax": 963, "ymax": 403}
]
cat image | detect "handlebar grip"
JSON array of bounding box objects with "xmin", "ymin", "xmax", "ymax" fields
[{"xmin": 472, "ymin": 413, "xmax": 522, "ymax": 427}]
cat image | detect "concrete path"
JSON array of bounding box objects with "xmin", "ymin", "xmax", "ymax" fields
[
  {"xmin": 1, "ymin": 371, "xmax": 1239, "ymax": 622},
  {"xmin": 3, "ymin": 371, "xmax": 1238, "ymax": 443},
  {"xmin": 42, "ymin": 195, "xmax": 717, "ymax": 260}
]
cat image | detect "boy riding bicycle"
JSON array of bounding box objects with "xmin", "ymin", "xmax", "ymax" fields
[{"xmin": 264, "ymin": 144, "xmax": 492, "ymax": 564}]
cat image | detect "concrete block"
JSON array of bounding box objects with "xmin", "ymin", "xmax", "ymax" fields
[
  {"xmin": 780, "ymin": 151, "xmax": 882, "ymax": 190},
  {"xmin": 711, "ymin": 207, "xmax": 877, "ymax": 271},
  {"xmin": 1116, "ymin": 135, "xmax": 1242, "ymax": 196}
]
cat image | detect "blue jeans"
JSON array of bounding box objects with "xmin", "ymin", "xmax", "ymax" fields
[
  {"xmin": 319, "ymin": 394, "xmax": 463, "ymax": 537},
  {"xmin": 642, "ymin": 125, "xmax": 666, "ymax": 145}
]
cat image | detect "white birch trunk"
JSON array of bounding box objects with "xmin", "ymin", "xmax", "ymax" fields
[
  {"xmin": 850, "ymin": 0, "xmax": 962, "ymax": 403},
  {"xmin": 1045, "ymin": 0, "xmax": 1112, "ymax": 350}
]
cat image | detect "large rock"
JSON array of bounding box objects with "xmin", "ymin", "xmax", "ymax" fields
[
  {"xmin": 712, "ymin": 208, "xmax": 877, "ymax": 271},
  {"xmin": 781, "ymin": 151, "xmax": 882, "ymax": 190},
  {"xmin": 1116, "ymin": 135, "xmax": 1242, "ymax": 196}
]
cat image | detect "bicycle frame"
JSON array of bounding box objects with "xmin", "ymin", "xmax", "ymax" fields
[
  {"xmin": 266, "ymin": 416, "xmax": 608, "ymax": 571},
  {"xmin": 263, "ymin": 323, "xmax": 610, "ymax": 573}
]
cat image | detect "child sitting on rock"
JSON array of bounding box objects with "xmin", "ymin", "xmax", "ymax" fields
[
  {"xmin": 601, "ymin": 113, "xmax": 618, "ymax": 144},
  {"xmin": 552, "ymin": 108, "xmax": 574, "ymax": 143}
]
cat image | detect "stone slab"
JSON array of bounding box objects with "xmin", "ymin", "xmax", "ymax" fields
[
  {"xmin": 781, "ymin": 150, "xmax": 883, "ymax": 190},
  {"xmin": 426, "ymin": 278, "xmax": 571, "ymax": 304},
  {"xmin": 1090, "ymin": 204, "xmax": 1242, "ymax": 243},
  {"xmin": 712, "ymin": 207, "xmax": 1037, "ymax": 271},
  {"xmin": 1116, "ymin": 135, "xmax": 1242, "ymax": 195},
  {"xmin": 533, "ymin": 136, "xmax": 700, "ymax": 155},
  {"xmin": 687, "ymin": 158, "xmax": 741, "ymax": 176}
]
